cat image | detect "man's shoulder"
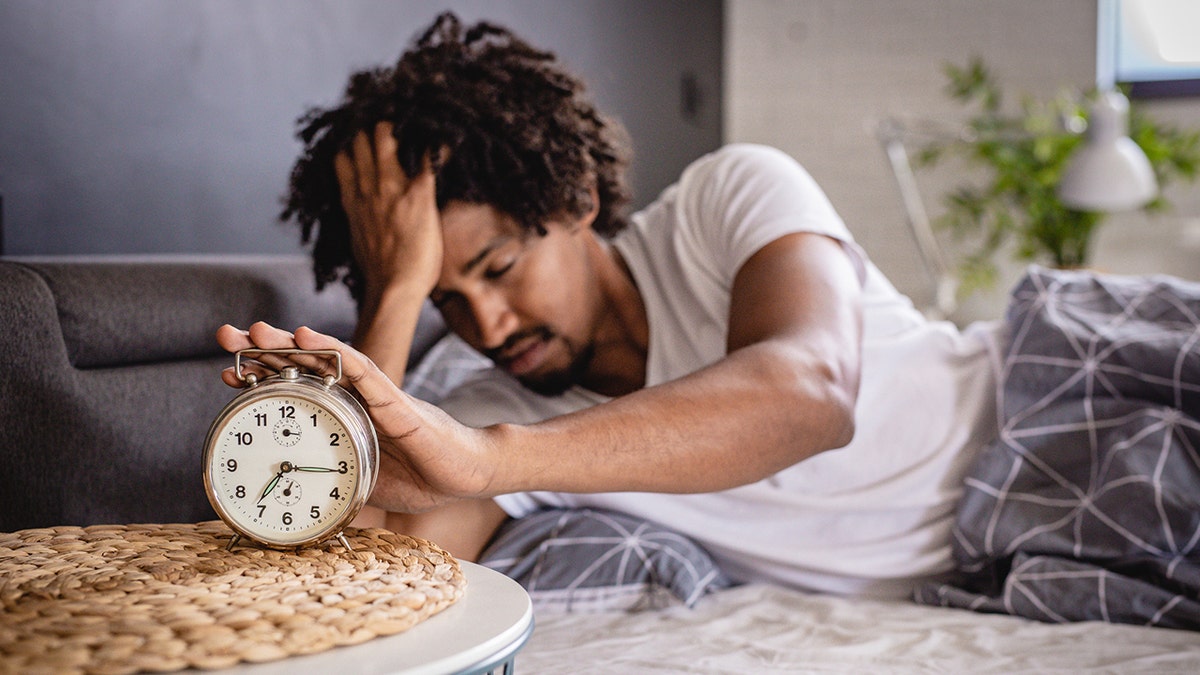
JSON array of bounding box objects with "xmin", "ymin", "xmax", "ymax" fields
[
  {"xmin": 684, "ymin": 143, "xmax": 799, "ymax": 175},
  {"xmin": 630, "ymin": 144, "xmax": 806, "ymax": 221},
  {"xmin": 675, "ymin": 143, "xmax": 817, "ymax": 204}
]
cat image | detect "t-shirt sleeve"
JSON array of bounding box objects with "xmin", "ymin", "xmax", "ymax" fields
[{"xmin": 678, "ymin": 144, "xmax": 866, "ymax": 284}]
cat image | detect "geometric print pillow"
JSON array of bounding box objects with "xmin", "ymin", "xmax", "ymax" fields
[
  {"xmin": 916, "ymin": 266, "xmax": 1200, "ymax": 629},
  {"xmin": 479, "ymin": 508, "xmax": 730, "ymax": 614}
]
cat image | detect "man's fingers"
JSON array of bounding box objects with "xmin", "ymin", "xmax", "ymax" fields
[
  {"xmin": 220, "ymin": 363, "xmax": 273, "ymax": 388},
  {"xmin": 293, "ymin": 326, "xmax": 373, "ymax": 383},
  {"xmin": 334, "ymin": 151, "xmax": 358, "ymax": 215},
  {"xmin": 217, "ymin": 323, "xmax": 402, "ymax": 409},
  {"xmin": 351, "ymin": 129, "xmax": 377, "ymax": 197},
  {"xmin": 292, "ymin": 327, "xmax": 398, "ymax": 407},
  {"xmin": 216, "ymin": 324, "xmax": 253, "ymax": 351},
  {"xmin": 373, "ymin": 122, "xmax": 404, "ymax": 196},
  {"xmin": 216, "ymin": 322, "xmax": 332, "ymax": 382}
]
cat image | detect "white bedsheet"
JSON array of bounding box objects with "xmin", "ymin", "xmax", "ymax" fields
[{"xmin": 515, "ymin": 583, "xmax": 1200, "ymax": 673}]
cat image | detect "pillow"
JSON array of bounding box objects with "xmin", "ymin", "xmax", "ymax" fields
[
  {"xmin": 401, "ymin": 333, "xmax": 491, "ymax": 404},
  {"xmin": 916, "ymin": 266, "xmax": 1200, "ymax": 629},
  {"xmin": 479, "ymin": 508, "xmax": 731, "ymax": 613}
]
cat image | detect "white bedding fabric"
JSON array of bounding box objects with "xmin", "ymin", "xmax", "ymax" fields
[{"xmin": 515, "ymin": 583, "xmax": 1200, "ymax": 673}]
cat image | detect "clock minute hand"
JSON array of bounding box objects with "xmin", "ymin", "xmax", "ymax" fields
[{"xmin": 292, "ymin": 466, "xmax": 338, "ymax": 473}]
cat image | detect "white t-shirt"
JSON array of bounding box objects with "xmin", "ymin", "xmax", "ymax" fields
[{"xmin": 440, "ymin": 144, "xmax": 1001, "ymax": 598}]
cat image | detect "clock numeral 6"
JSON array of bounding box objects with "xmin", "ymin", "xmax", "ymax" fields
[{"xmin": 282, "ymin": 512, "xmax": 293, "ymax": 525}]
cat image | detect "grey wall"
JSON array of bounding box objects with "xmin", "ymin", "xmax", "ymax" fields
[{"xmin": 0, "ymin": 0, "xmax": 722, "ymax": 256}]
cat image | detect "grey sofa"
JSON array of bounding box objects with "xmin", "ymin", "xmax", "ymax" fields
[{"xmin": 0, "ymin": 255, "xmax": 445, "ymax": 533}]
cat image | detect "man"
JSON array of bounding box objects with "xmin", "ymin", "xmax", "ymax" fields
[{"xmin": 218, "ymin": 12, "xmax": 998, "ymax": 599}]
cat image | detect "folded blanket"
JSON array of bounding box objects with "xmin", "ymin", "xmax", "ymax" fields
[{"xmin": 916, "ymin": 266, "xmax": 1200, "ymax": 629}]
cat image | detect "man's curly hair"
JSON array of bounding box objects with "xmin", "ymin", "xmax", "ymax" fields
[{"xmin": 280, "ymin": 12, "xmax": 633, "ymax": 305}]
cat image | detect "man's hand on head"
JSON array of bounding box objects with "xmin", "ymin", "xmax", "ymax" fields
[{"xmin": 334, "ymin": 121, "xmax": 445, "ymax": 304}]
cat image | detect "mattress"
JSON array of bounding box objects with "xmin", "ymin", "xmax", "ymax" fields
[{"xmin": 516, "ymin": 583, "xmax": 1200, "ymax": 673}]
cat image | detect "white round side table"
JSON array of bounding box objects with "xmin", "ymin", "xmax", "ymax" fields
[{"xmin": 204, "ymin": 562, "xmax": 534, "ymax": 675}]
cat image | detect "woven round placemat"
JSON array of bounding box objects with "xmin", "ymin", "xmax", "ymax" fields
[{"xmin": 0, "ymin": 521, "xmax": 465, "ymax": 675}]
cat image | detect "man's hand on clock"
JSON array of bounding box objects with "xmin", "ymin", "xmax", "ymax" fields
[{"xmin": 216, "ymin": 322, "xmax": 499, "ymax": 513}]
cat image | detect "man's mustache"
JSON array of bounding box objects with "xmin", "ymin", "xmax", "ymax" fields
[{"xmin": 482, "ymin": 326, "xmax": 555, "ymax": 363}]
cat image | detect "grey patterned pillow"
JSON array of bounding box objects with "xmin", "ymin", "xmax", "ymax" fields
[
  {"xmin": 479, "ymin": 508, "xmax": 731, "ymax": 613},
  {"xmin": 916, "ymin": 266, "xmax": 1200, "ymax": 628}
]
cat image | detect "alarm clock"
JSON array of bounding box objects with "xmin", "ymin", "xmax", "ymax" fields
[{"xmin": 202, "ymin": 348, "xmax": 378, "ymax": 550}]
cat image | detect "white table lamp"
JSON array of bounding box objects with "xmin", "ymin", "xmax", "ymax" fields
[{"xmin": 1057, "ymin": 89, "xmax": 1158, "ymax": 212}]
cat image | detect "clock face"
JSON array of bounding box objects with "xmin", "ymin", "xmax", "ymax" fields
[{"xmin": 206, "ymin": 392, "xmax": 364, "ymax": 546}]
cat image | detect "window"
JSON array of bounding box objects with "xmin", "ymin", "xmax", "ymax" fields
[{"xmin": 1102, "ymin": 0, "xmax": 1200, "ymax": 98}]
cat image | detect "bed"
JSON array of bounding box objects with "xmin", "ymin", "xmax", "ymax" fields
[
  {"xmin": 474, "ymin": 502, "xmax": 1200, "ymax": 673},
  {"xmin": 466, "ymin": 265, "xmax": 1200, "ymax": 672}
]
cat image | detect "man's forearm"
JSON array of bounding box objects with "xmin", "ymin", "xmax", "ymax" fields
[
  {"xmin": 486, "ymin": 339, "xmax": 858, "ymax": 496},
  {"xmin": 352, "ymin": 283, "xmax": 431, "ymax": 385}
]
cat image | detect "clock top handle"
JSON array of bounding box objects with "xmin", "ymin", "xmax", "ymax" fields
[{"xmin": 233, "ymin": 348, "xmax": 343, "ymax": 387}]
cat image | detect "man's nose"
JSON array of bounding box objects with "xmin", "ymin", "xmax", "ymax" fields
[{"xmin": 468, "ymin": 290, "xmax": 517, "ymax": 350}]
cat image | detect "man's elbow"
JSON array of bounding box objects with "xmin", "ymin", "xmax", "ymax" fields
[
  {"xmin": 821, "ymin": 382, "xmax": 857, "ymax": 451},
  {"xmin": 775, "ymin": 347, "xmax": 860, "ymax": 453},
  {"xmin": 807, "ymin": 372, "xmax": 857, "ymax": 451}
]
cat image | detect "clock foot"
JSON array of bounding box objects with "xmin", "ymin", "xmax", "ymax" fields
[
  {"xmin": 335, "ymin": 532, "xmax": 354, "ymax": 551},
  {"xmin": 225, "ymin": 534, "xmax": 242, "ymax": 551}
]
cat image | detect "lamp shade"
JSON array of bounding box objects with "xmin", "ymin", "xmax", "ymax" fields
[{"xmin": 1057, "ymin": 90, "xmax": 1158, "ymax": 212}]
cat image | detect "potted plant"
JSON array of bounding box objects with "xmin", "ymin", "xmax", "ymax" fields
[{"xmin": 918, "ymin": 58, "xmax": 1200, "ymax": 294}]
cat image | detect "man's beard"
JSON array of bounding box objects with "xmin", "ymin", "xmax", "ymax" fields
[{"xmin": 485, "ymin": 326, "xmax": 594, "ymax": 397}]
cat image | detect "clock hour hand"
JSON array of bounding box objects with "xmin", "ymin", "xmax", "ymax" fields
[{"xmin": 257, "ymin": 470, "xmax": 284, "ymax": 503}]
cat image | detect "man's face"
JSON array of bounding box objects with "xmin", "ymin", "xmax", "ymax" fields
[{"xmin": 430, "ymin": 202, "xmax": 600, "ymax": 395}]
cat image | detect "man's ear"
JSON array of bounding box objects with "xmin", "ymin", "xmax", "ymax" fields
[{"xmin": 572, "ymin": 182, "xmax": 602, "ymax": 233}]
